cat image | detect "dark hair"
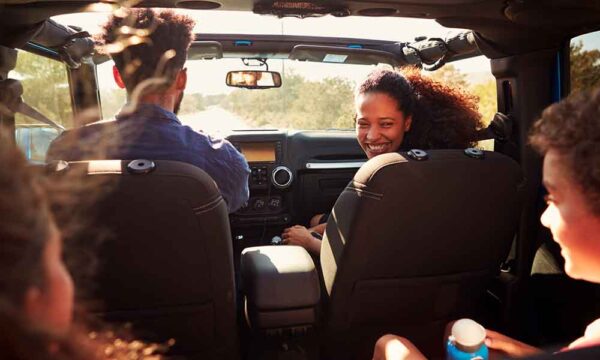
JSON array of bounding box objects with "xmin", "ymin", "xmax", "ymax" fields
[
  {"xmin": 100, "ymin": 9, "xmax": 195, "ymax": 94},
  {"xmin": 0, "ymin": 133, "xmax": 50, "ymax": 308},
  {"xmin": 0, "ymin": 132, "xmax": 165, "ymax": 358},
  {"xmin": 357, "ymin": 67, "xmax": 483, "ymax": 150},
  {"xmin": 0, "ymin": 300, "xmax": 168, "ymax": 360},
  {"xmin": 530, "ymin": 88, "xmax": 600, "ymax": 215}
]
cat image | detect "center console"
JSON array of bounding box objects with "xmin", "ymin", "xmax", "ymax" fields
[{"xmin": 230, "ymin": 134, "xmax": 293, "ymax": 228}]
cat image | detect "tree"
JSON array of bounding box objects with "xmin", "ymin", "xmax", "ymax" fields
[
  {"xmin": 470, "ymin": 80, "xmax": 497, "ymax": 126},
  {"xmin": 178, "ymin": 93, "xmax": 206, "ymax": 115},
  {"xmin": 221, "ymin": 72, "xmax": 355, "ymax": 130},
  {"xmin": 570, "ymin": 41, "xmax": 600, "ymax": 93},
  {"xmin": 427, "ymin": 64, "xmax": 468, "ymax": 88},
  {"xmin": 12, "ymin": 51, "xmax": 73, "ymax": 128}
]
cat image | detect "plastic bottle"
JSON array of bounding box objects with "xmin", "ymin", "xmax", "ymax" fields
[{"xmin": 446, "ymin": 318, "xmax": 489, "ymax": 360}]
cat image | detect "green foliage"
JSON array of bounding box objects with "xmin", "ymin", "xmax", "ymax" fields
[
  {"xmin": 179, "ymin": 93, "xmax": 206, "ymax": 115},
  {"xmin": 221, "ymin": 72, "xmax": 355, "ymax": 130},
  {"xmin": 570, "ymin": 41, "xmax": 600, "ymax": 93},
  {"xmin": 428, "ymin": 64, "xmax": 469, "ymax": 88},
  {"xmin": 12, "ymin": 51, "xmax": 73, "ymax": 128},
  {"xmin": 470, "ymin": 80, "xmax": 497, "ymax": 126},
  {"xmin": 221, "ymin": 64, "xmax": 497, "ymax": 131}
]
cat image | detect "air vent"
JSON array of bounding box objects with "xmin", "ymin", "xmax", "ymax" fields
[
  {"xmin": 357, "ymin": 8, "xmax": 398, "ymax": 16},
  {"xmin": 176, "ymin": 0, "xmax": 221, "ymax": 9}
]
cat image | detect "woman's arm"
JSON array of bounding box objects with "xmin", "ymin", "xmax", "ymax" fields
[
  {"xmin": 282, "ymin": 225, "xmax": 322, "ymax": 255},
  {"xmin": 485, "ymin": 330, "xmax": 542, "ymax": 358}
]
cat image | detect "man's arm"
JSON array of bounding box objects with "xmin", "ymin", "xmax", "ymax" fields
[{"xmin": 209, "ymin": 140, "xmax": 250, "ymax": 213}]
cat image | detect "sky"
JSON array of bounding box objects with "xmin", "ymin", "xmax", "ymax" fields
[{"xmin": 53, "ymin": 10, "xmax": 492, "ymax": 94}]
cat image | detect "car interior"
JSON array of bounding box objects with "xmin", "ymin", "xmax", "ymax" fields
[{"xmin": 2, "ymin": 1, "xmax": 600, "ymax": 359}]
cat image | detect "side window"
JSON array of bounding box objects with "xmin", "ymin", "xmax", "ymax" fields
[
  {"xmin": 11, "ymin": 50, "xmax": 73, "ymax": 163},
  {"xmin": 570, "ymin": 31, "xmax": 600, "ymax": 93}
]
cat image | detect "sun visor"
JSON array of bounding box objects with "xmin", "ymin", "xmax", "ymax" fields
[
  {"xmin": 0, "ymin": 21, "xmax": 45, "ymax": 49},
  {"xmin": 289, "ymin": 45, "xmax": 399, "ymax": 66}
]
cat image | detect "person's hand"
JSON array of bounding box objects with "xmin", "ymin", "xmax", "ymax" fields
[
  {"xmin": 282, "ymin": 225, "xmax": 321, "ymax": 255},
  {"xmin": 372, "ymin": 335, "xmax": 427, "ymax": 360},
  {"xmin": 309, "ymin": 213, "xmax": 325, "ymax": 228},
  {"xmin": 485, "ymin": 329, "xmax": 542, "ymax": 358},
  {"xmin": 568, "ymin": 318, "xmax": 600, "ymax": 350},
  {"xmin": 308, "ymin": 222, "xmax": 326, "ymax": 235}
]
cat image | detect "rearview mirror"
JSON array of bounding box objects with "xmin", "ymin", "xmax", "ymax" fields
[{"xmin": 226, "ymin": 70, "xmax": 282, "ymax": 89}]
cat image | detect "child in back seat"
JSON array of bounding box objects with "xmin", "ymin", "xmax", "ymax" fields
[{"xmin": 372, "ymin": 87, "xmax": 600, "ymax": 359}]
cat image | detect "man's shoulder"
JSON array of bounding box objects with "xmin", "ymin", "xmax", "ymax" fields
[
  {"xmin": 59, "ymin": 119, "xmax": 118, "ymax": 138},
  {"xmin": 176, "ymin": 126, "xmax": 238, "ymax": 153},
  {"xmin": 48, "ymin": 120, "xmax": 119, "ymax": 160}
]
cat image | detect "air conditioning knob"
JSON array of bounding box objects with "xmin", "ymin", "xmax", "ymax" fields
[{"xmin": 272, "ymin": 166, "xmax": 293, "ymax": 189}]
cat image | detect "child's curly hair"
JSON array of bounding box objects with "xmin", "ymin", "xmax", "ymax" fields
[{"xmin": 530, "ymin": 88, "xmax": 600, "ymax": 215}]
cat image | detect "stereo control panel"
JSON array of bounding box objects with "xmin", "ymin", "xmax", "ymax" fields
[{"xmin": 230, "ymin": 134, "xmax": 292, "ymax": 226}]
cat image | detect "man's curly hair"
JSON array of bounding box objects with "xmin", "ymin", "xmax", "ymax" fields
[
  {"xmin": 357, "ymin": 67, "xmax": 483, "ymax": 150},
  {"xmin": 100, "ymin": 9, "xmax": 195, "ymax": 93},
  {"xmin": 530, "ymin": 88, "xmax": 600, "ymax": 215}
]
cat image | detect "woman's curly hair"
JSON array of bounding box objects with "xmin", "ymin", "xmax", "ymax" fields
[
  {"xmin": 530, "ymin": 88, "xmax": 600, "ymax": 215},
  {"xmin": 357, "ymin": 67, "xmax": 483, "ymax": 150}
]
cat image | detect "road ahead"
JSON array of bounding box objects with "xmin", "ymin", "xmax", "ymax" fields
[{"xmin": 178, "ymin": 105, "xmax": 250, "ymax": 136}]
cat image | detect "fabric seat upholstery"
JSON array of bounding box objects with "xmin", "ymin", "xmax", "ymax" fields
[
  {"xmin": 320, "ymin": 150, "xmax": 524, "ymax": 359},
  {"xmin": 64, "ymin": 159, "xmax": 237, "ymax": 359}
]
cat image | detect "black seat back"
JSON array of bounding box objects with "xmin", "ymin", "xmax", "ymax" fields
[
  {"xmin": 68, "ymin": 159, "xmax": 237, "ymax": 359},
  {"xmin": 320, "ymin": 150, "xmax": 523, "ymax": 359}
]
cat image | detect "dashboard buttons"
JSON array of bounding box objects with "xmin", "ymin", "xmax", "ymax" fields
[
  {"xmin": 268, "ymin": 197, "xmax": 281, "ymax": 210},
  {"xmin": 250, "ymin": 165, "xmax": 269, "ymax": 187},
  {"xmin": 253, "ymin": 198, "xmax": 266, "ymax": 210},
  {"xmin": 272, "ymin": 166, "xmax": 293, "ymax": 189}
]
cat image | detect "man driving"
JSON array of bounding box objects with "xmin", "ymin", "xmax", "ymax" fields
[{"xmin": 47, "ymin": 9, "xmax": 250, "ymax": 213}]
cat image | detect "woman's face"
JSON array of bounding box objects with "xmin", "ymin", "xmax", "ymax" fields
[
  {"xmin": 540, "ymin": 149, "xmax": 600, "ymax": 283},
  {"xmin": 355, "ymin": 92, "xmax": 412, "ymax": 159},
  {"xmin": 24, "ymin": 221, "xmax": 74, "ymax": 333}
]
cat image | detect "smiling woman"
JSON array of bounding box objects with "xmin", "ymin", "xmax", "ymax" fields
[
  {"xmin": 356, "ymin": 90, "xmax": 412, "ymax": 158},
  {"xmin": 356, "ymin": 67, "xmax": 482, "ymax": 156}
]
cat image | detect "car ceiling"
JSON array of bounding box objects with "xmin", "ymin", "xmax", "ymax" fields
[{"xmin": 1, "ymin": 0, "xmax": 600, "ymax": 57}]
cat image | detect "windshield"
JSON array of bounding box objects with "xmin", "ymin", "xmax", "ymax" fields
[
  {"xmin": 97, "ymin": 58, "xmax": 387, "ymax": 135},
  {"xmin": 55, "ymin": 11, "xmax": 494, "ymax": 135}
]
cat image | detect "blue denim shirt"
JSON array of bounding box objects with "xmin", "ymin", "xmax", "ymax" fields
[{"xmin": 47, "ymin": 104, "xmax": 250, "ymax": 213}]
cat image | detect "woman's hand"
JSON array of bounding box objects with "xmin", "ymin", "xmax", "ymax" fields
[
  {"xmin": 485, "ymin": 330, "xmax": 542, "ymax": 358},
  {"xmin": 309, "ymin": 213, "xmax": 325, "ymax": 228},
  {"xmin": 309, "ymin": 222, "xmax": 326, "ymax": 235},
  {"xmin": 282, "ymin": 225, "xmax": 321, "ymax": 255}
]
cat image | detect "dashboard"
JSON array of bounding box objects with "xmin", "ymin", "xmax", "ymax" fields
[{"xmin": 227, "ymin": 130, "xmax": 366, "ymax": 240}]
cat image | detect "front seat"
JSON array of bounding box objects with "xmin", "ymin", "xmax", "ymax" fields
[
  {"xmin": 64, "ymin": 159, "xmax": 237, "ymax": 359},
  {"xmin": 319, "ymin": 149, "xmax": 524, "ymax": 359}
]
